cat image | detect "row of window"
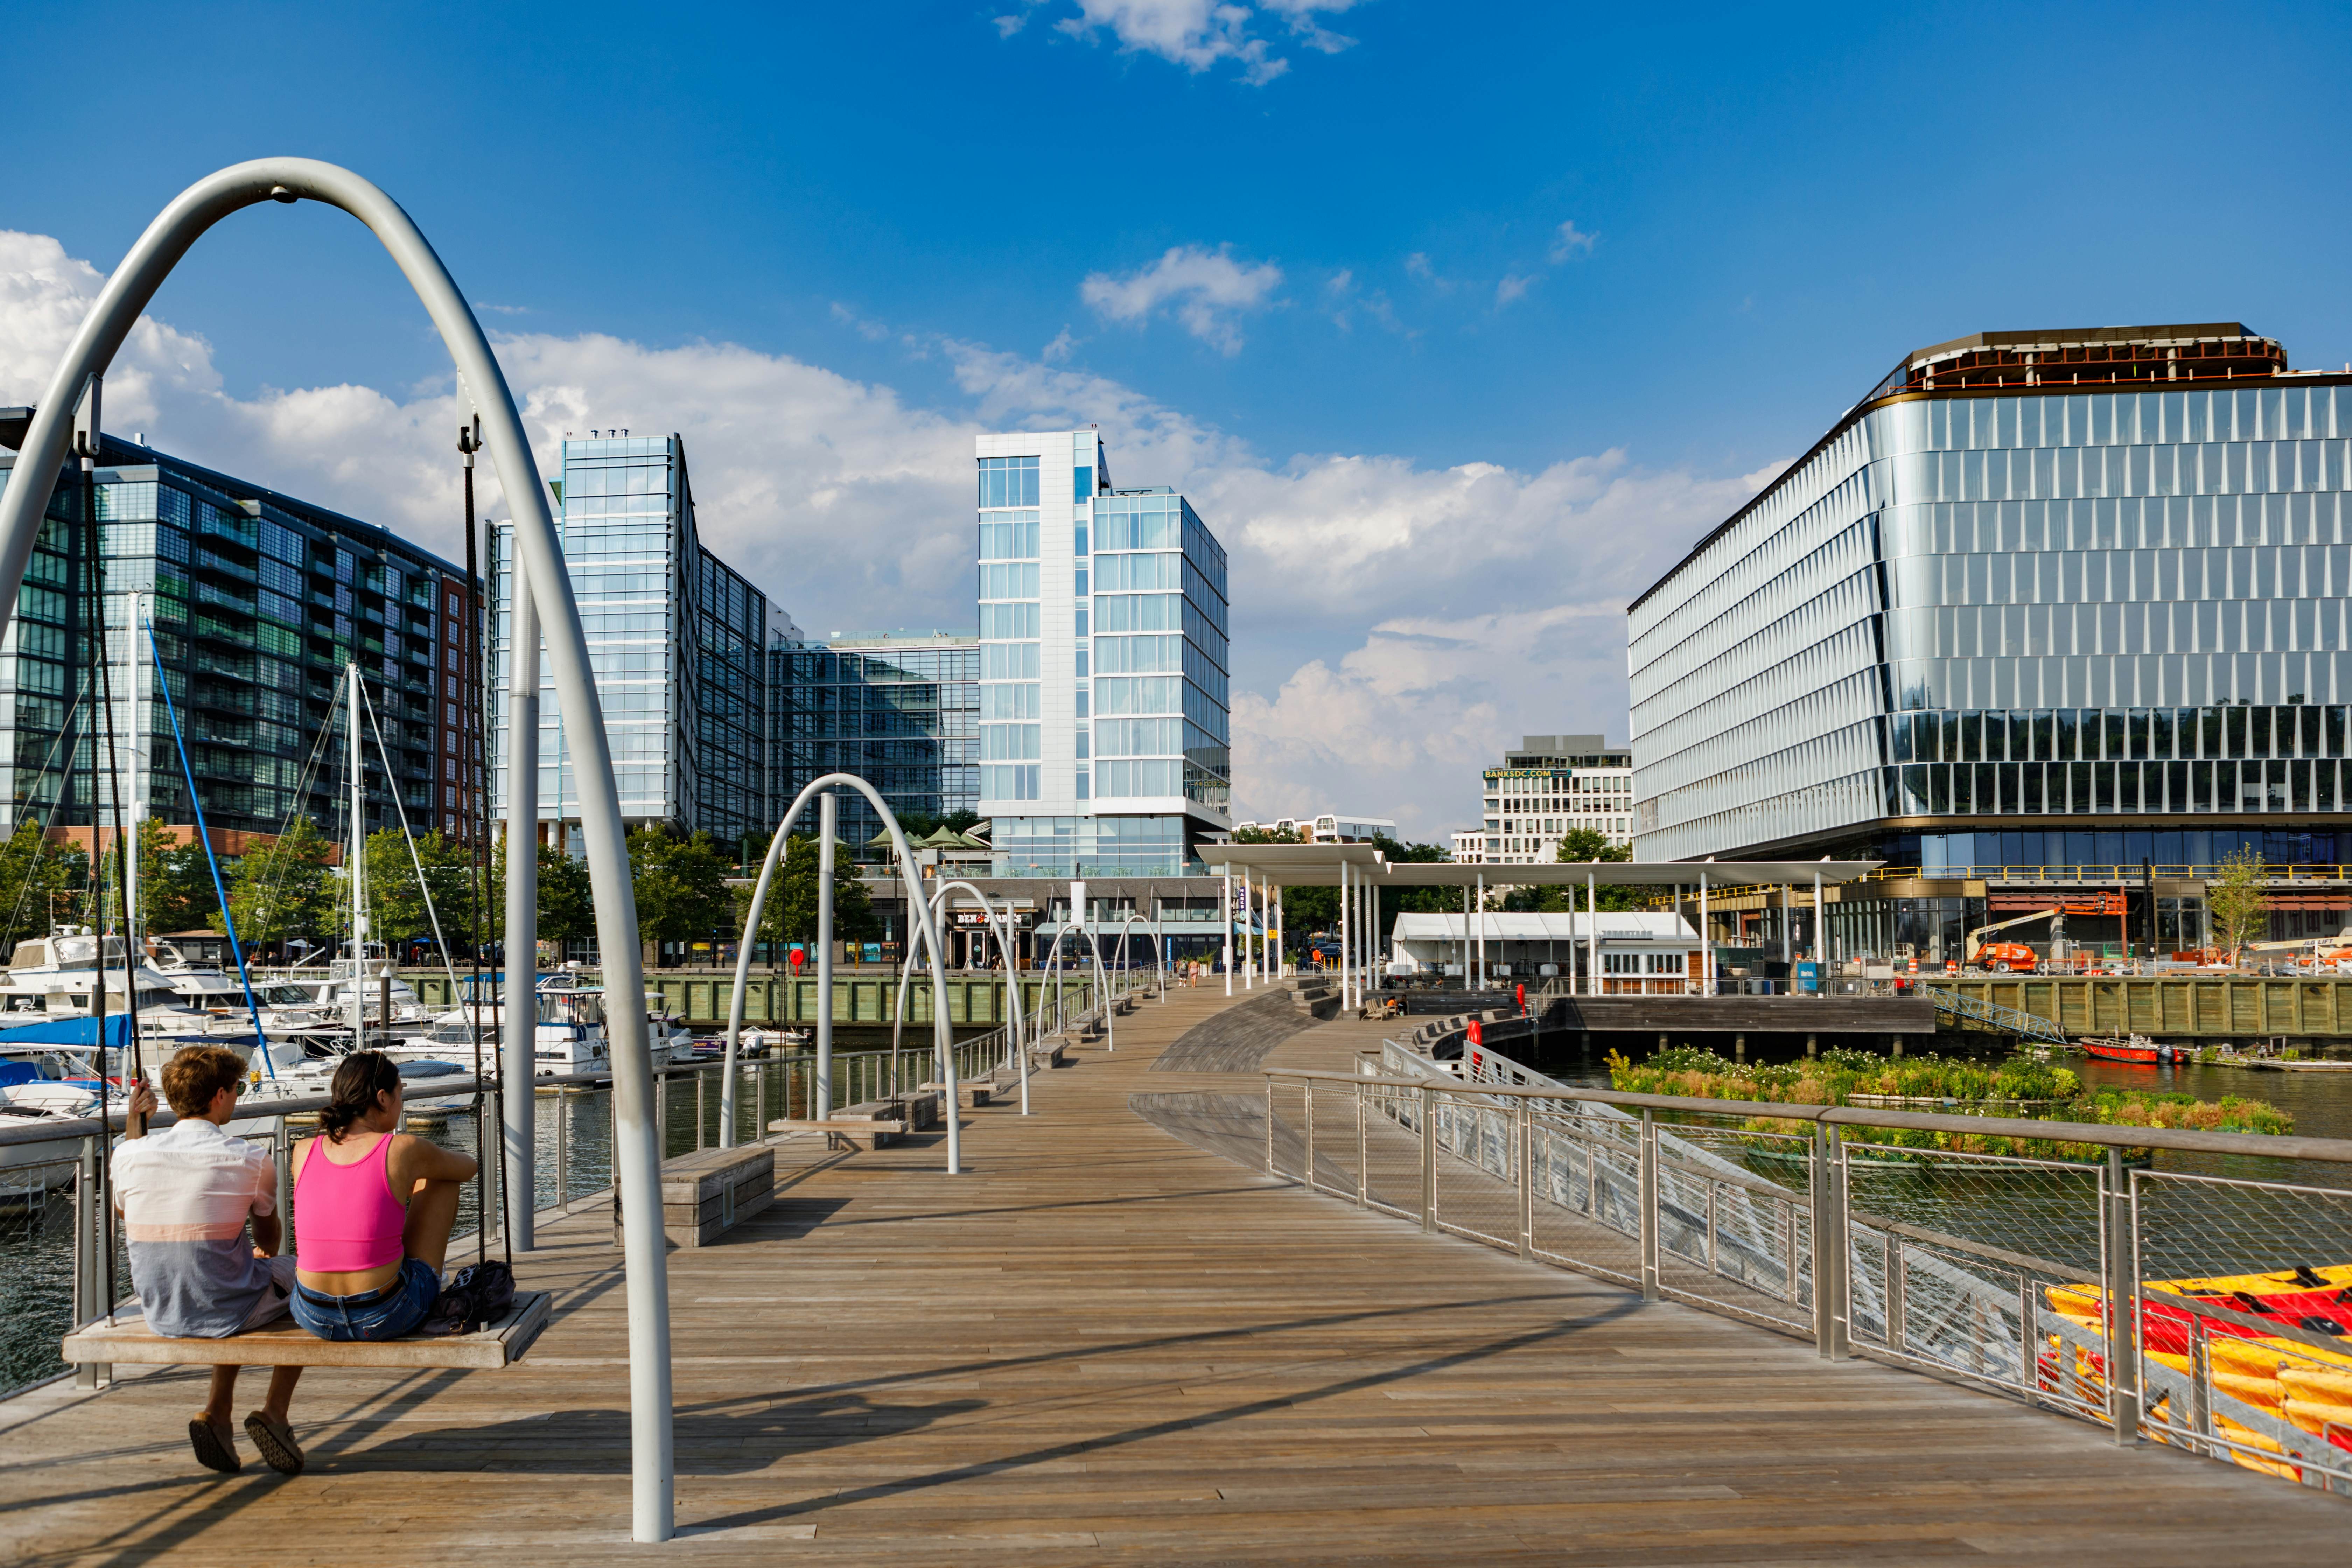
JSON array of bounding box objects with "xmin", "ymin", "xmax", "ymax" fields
[
  {"xmin": 1892, "ymin": 757, "xmax": 2346, "ymax": 816},
  {"xmin": 1893, "ymin": 704, "xmax": 2351, "ymax": 764}
]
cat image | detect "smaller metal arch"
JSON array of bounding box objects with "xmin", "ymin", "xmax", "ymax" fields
[
  {"xmin": 1113, "ymin": 910, "xmax": 1166, "ymax": 1004},
  {"xmin": 889, "ymin": 880, "xmax": 1029, "ymax": 1116},
  {"xmin": 721, "ymin": 775, "xmax": 956, "ymax": 1171},
  {"xmin": 1040, "ymin": 910, "xmax": 1116, "ymax": 1054}
]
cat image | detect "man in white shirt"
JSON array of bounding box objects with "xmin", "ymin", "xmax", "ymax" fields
[{"xmin": 114, "ymin": 1044, "xmax": 305, "ymax": 1476}]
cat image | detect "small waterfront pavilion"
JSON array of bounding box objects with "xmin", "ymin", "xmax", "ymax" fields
[{"xmin": 1208, "ymin": 844, "xmax": 1883, "ymax": 1000}]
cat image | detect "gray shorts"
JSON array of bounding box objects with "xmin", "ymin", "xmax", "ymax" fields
[{"xmin": 238, "ymin": 1255, "xmax": 299, "ymax": 1332}]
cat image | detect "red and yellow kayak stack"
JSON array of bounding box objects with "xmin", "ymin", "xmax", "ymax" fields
[{"xmin": 2041, "ymin": 1263, "xmax": 2352, "ymax": 1480}]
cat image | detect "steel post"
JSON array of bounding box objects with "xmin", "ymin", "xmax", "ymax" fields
[
  {"xmin": 1639, "ymin": 1109, "xmax": 1659, "ymax": 1302},
  {"xmin": 2107, "ymin": 1150, "xmax": 2141, "ymax": 1444},
  {"xmin": 1419, "ymin": 1084, "xmax": 1436, "ymax": 1232},
  {"xmin": 1516, "ymin": 1097, "xmax": 1532, "ymax": 1259},
  {"xmin": 816, "ymin": 791, "xmax": 835, "ymax": 1121}
]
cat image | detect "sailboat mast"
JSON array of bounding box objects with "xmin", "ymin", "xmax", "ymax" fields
[
  {"xmin": 348, "ymin": 662, "xmax": 367, "ymax": 1044},
  {"xmin": 122, "ymin": 588, "xmax": 146, "ymax": 958}
]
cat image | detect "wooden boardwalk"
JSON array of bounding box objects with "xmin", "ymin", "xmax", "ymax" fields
[{"xmin": 4, "ymin": 980, "xmax": 2345, "ymax": 1563}]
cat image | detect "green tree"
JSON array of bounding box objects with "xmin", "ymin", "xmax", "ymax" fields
[
  {"xmin": 0, "ymin": 816, "xmax": 80, "ymax": 958},
  {"xmin": 755, "ymin": 833, "xmax": 879, "ymax": 956},
  {"xmin": 1233, "ymin": 824, "xmax": 1302, "ymax": 844},
  {"xmin": 535, "ymin": 844, "xmax": 596, "ymax": 944},
  {"xmin": 1499, "ymin": 828, "xmax": 1645, "ymax": 914},
  {"xmin": 218, "ymin": 816, "xmax": 336, "ymax": 950},
  {"xmin": 2207, "ymin": 846, "xmax": 2270, "ymax": 959},
  {"xmin": 362, "ymin": 827, "xmax": 483, "ymax": 946},
  {"xmin": 628, "ymin": 826, "xmax": 738, "ymax": 964},
  {"xmin": 136, "ymin": 819, "xmax": 216, "ymax": 934}
]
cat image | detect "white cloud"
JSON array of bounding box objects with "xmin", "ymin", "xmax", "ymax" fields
[
  {"xmin": 1548, "ymin": 219, "xmax": 1597, "ymax": 263},
  {"xmin": 0, "ymin": 226, "xmax": 1777, "ymax": 841},
  {"xmin": 1051, "ymin": 0, "xmax": 1362, "ymax": 85},
  {"xmin": 1080, "ymin": 243, "xmax": 1283, "ymax": 355},
  {"xmin": 1495, "ymin": 272, "xmax": 1535, "ymax": 307}
]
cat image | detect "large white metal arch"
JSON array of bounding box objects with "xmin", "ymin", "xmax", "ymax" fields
[
  {"xmin": 720, "ymin": 774, "xmax": 955, "ymax": 1169},
  {"xmin": 0, "ymin": 159, "xmax": 672, "ymax": 1541}
]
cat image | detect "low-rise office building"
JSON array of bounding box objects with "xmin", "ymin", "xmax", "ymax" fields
[
  {"xmin": 1629, "ymin": 322, "xmax": 2352, "ymax": 962},
  {"xmin": 1468, "ymin": 734, "xmax": 1635, "ymax": 864}
]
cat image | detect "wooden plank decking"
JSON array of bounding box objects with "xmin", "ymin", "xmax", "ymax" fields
[{"xmin": 2, "ymin": 979, "xmax": 2345, "ymax": 1563}]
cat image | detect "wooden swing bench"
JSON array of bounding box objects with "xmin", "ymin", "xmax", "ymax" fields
[{"xmin": 59, "ymin": 1291, "xmax": 553, "ymax": 1371}]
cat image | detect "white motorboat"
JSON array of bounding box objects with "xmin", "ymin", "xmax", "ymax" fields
[
  {"xmin": 395, "ymin": 989, "xmax": 612, "ymax": 1076},
  {"xmin": 0, "ymin": 1055, "xmax": 106, "ymax": 1202}
]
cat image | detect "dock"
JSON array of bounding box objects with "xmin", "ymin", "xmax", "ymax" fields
[{"xmin": 4, "ymin": 981, "xmax": 2344, "ymax": 1562}]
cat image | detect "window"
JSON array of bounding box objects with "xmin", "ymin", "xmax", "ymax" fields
[{"xmin": 978, "ymin": 457, "xmax": 1040, "ymax": 509}]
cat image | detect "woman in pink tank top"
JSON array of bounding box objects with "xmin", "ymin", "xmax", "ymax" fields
[{"xmin": 289, "ymin": 1052, "xmax": 477, "ymax": 1342}]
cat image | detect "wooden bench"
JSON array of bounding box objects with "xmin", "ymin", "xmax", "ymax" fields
[
  {"xmin": 767, "ymin": 1116, "xmax": 907, "ymax": 1152},
  {"xmin": 615, "ymin": 1144, "xmax": 774, "ymax": 1248},
  {"xmin": 59, "ymin": 1292, "xmax": 553, "ymax": 1370},
  {"xmin": 921, "ymin": 1076, "xmax": 994, "ymax": 1109},
  {"xmin": 1026, "ymin": 1040, "xmax": 1066, "ymax": 1070}
]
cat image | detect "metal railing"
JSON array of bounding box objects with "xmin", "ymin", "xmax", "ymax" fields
[{"xmin": 1263, "ymin": 1038, "xmax": 2352, "ymax": 1494}]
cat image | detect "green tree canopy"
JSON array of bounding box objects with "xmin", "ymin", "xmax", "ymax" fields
[
  {"xmin": 362, "ymin": 827, "xmax": 483, "ymax": 945},
  {"xmin": 136, "ymin": 819, "xmax": 217, "ymax": 935},
  {"xmin": 2207, "ymin": 846, "xmax": 2269, "ymax": 959},
  {"xmin": 534, "ymin": 844, "xmax": 597, "ymax": 944},
  {"xmin": 756, "ymin": 832, "xmax": 879, "ymax": 953},
  {"xmin": 628, "ymin": 826, "xmax": 738, "ymax": 960},
  {"xmin": 217, "ymin": 816, "xmax": 336, "ymax": 948},
  {"xmin": 1498, "ymin": 828, "xmax": 1645, "ymax": 913},
  {"xmin": 0, "ymin": 816, "xmax": 81, "ymax": 959}
]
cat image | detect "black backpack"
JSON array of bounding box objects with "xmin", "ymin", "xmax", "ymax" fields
[{"xmin": 417, "ymin": 1259, "xmax": 517, "ymax": 1336}]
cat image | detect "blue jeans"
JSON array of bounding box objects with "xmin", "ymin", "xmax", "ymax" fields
[{"xmin": 291, "ymin": 1257, "xmax": 441, "ymax": 1342}]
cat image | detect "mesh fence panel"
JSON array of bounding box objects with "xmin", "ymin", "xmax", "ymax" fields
[
  {"xmin": 1652, "ymin": 1116, "xmax": 1812, "ymax": 1332},
  {"xmin": 1527, "ymin": 1104, "xmax": 1643, "ymax": 1287},
  {"xmin": 1430, "ymin": 1093, "xmax": 1520, "ymax": 1251},
  {"xmin": 1839, "ymin": 1139, "xmax": 2107, "ymax": 1417},
  {"xmin": 2133, "ymin": 1170, "xmax": 2352, "ymax": 1490}
]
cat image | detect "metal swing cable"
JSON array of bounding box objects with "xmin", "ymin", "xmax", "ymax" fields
[
  {"xmin": 457, "ymin": 415, "xmax": 508, "ymax": 1266},
  {"xmin": 356, "ymin": 672, "xmax": 499, "ymax": 1266},
  {"xmin": 83, "ymin": 429, "xmax": 144, "ymax": 1324}
]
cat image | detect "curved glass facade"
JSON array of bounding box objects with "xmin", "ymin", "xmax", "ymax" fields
[{"xmin": 1632, "ymin": 355, "xmax": 2352, "ymax": 869}]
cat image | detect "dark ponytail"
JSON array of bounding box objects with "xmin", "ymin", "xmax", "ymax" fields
[{"xmin": 321, "ymin": 1050, "xmax": 401, "ymax": 1141}]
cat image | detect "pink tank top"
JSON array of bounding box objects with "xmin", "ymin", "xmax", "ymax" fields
[{"xmin": 295, "ymin": 1132, "xmax": 406, "ymax": 1273}]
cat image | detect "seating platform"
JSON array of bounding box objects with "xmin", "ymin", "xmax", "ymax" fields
[
  {"xmin": 617, "ymin": 1144, "xmax": 775, "ymax": 1248},
  {"xmin": 768, "ymin": 1116, "xmax": 908, "ymax": 1151},
  {"xmin": 922, "ymin": 1076, "xmax": 994, "ymax": 1108},
  {"xmin": 58, "ymin": 1292, "xmax": 553, "ymax": 1371}
]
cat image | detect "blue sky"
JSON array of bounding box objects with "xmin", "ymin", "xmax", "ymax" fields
[{"xmin": 5, "ymin": 1, "xmax": 2351, "ymax": 834}]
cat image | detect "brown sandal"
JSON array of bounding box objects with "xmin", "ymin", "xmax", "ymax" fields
[
  {"xmin": 243, "ymin": 1410, "xmax": 304, "ymax": 1476},
  {"xmin": 187, "ymin": 1414, "xmax": 240, "ymax": 1474}
]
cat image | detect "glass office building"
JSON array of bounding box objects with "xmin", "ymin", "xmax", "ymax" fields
[
  {"xmin": 1629, "ymin": 323, "xmax": 2352, "ymax": 957},
  {"xmin": 974, "ymin": 428, "xmax": 1231, "ymax": 877},
  {"xmin": 767, "ymin": 629, "xmax": 979, "ymax": 852},
  {"xmin": 0, "ymin": 413, "xmax": 473, "ymax": 855},
  {"xmin": 491, "ymin": 433, "xmax": 784, "ymax": 850}
]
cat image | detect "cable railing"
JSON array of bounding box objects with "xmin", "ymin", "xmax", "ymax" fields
[{"xmin": 1264, "ymin": 1036, "xmax": 2352, "ymax": 1495}]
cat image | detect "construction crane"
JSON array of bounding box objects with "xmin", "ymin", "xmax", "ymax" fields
[{"xmin": 1963, "ymin": 907, "xmax": 2063, "ymax": 972}]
